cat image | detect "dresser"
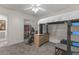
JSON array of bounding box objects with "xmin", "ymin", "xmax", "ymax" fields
[{"xmin": 34, "ymin": 33, "xmax": 49, "ymax": 47}]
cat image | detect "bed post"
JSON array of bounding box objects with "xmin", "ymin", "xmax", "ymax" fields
[
  {"xmin": 46, "ymin": 24, "xmax": 48, "ymax": 33},
  {"xmin": 39, "ymin": 24, "xmax": 43, "ymax": 34},
  {"xmin": 67, "ymin": 21, "xmax": 72, "ymax": 55}
]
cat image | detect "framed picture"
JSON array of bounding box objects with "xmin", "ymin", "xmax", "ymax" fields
[{"xmin": 0, "ymin": 20, "xmax": 6, "ymax": 30}]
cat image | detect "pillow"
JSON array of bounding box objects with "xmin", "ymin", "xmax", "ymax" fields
[{"xmin": 61, "ymin": 39, "xmax": 67, "ymax": 44}]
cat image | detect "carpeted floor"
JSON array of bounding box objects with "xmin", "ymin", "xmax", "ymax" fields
[{"xmin": 0, "ymin": 42, "xmax": 55, "ymax": 55}]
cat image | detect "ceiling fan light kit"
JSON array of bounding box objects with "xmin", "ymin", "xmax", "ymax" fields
[
  {"xmin": 32, "ymin": 8, "xmax": 39, "ymax": 13},
  {"xmin": 24, "ymin": 4, "xmax": 46, "ymax": 13}
]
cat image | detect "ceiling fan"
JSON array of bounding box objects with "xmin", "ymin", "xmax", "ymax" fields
[{"xmin": 24, "ymin": 4, "xmax": 46, "ymax": 13}]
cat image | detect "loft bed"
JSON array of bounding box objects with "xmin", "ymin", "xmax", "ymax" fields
[{"xmin": 38, "ymin": 11, "xmax": 79, "ymax": 55}]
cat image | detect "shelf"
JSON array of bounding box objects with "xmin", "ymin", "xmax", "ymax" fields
[
  {"xmin": 71, "ymin": 32, "xmax": 79, "ymax": 35},
  {"xmin": 72, "ymin": 22, "xmax": 79, "ymax": 26},
  {"xmin": 72, "ymin": 41, "xmax": 79, "ymax": 48},
  {"xmin": 71, "ymin": 36, "xmax": 79, "ymax": 42},
  {"xmin": 71, "ymin": 25, "xmax": 79, "ymax": 27},
  {"xmin": 71, "ymin": 34, "xmax": 79, "ymax": 36},
  {"xmin": 71, "ymin": 26, "xmax": 79, "ymax": 31}
]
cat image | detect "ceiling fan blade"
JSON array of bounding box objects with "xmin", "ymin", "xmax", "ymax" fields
[
  {"xmin": 24, "ymin": 7, "xmax": 32, "ymax": 10},
  {"xmin": 38, "ymin": 7, "xmax": 46, "ymax": 11}
]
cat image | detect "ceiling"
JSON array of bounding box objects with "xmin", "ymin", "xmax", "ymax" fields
[{"xmin": 0, "ymin": 4, "xmax": 79, "ymax": 18}]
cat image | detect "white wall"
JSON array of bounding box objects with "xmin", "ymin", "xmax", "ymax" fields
[
  {"xmin": 0, "ymin": 7, "xmax": 37, "ymax": 46},
  {"xmin": 48, "ymin": 24, "xmax": 67, "ymax": 43}
]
